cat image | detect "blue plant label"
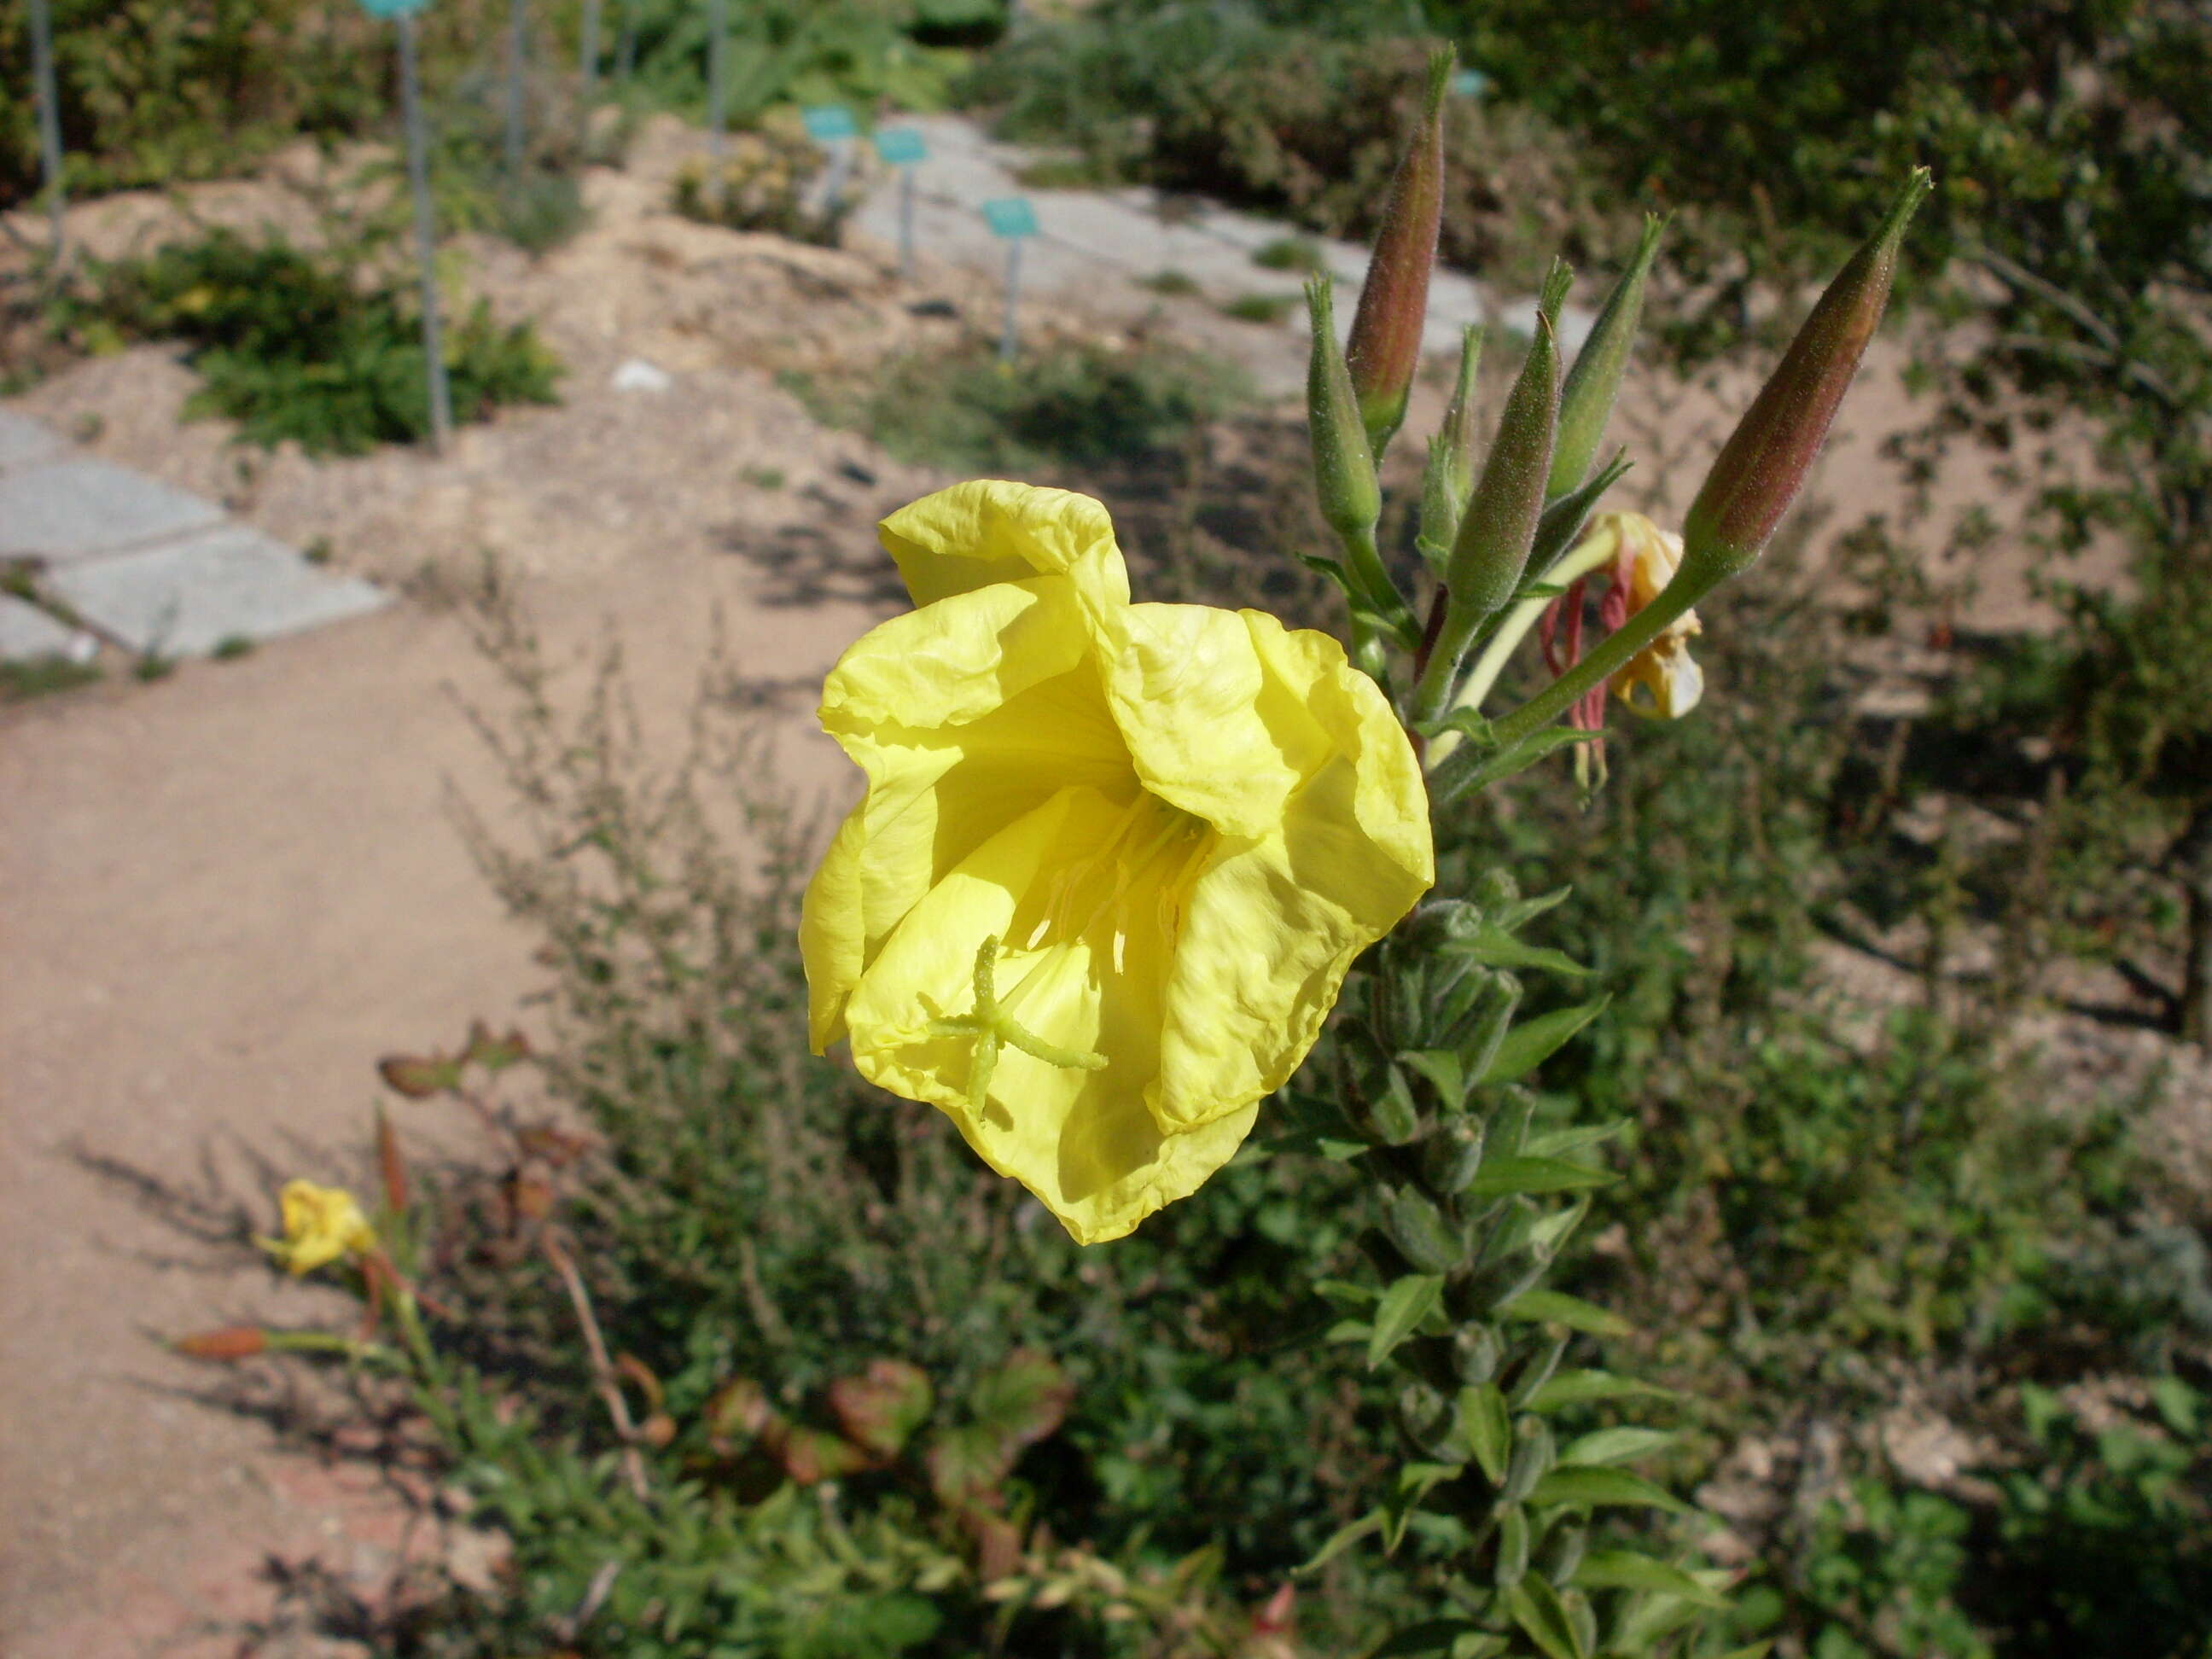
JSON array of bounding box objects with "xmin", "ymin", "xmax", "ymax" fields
[
  {"xmin": 981, "ymin": 197, "xmax": 1039, "ymax": 240},
  {"xmin": 874, "ymin": 128, "xmax": 928, "ymax": 167},
  {"xmin": 1452, "ymin": 67, "xmax": 1490, "ymax": 99},
  {"xmin": 358, "ymin": 0, "xmax": 429, "ymax": 16},
  {"xmin": 801, "ymin": 105, "xmax": 858, "ymax": 143}
]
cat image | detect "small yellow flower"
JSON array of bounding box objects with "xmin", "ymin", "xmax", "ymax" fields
[
  {"xmin": 801, "ymin": 481, "xmax": 1434, "ymax": 1243},
  {"xmin": 259, "ymin": 1179, "xmax": 377, "ymax": 1277},
  {"xmin": 1603, "ymin": 512, "xmax": 1704, "ymax": 719}
]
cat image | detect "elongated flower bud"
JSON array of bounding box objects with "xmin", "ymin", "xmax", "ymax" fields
[
  {"xmin": 1445, "ymin": 263, "xmax": 1568, "ymax": 619},
  {"xmin": 1550, "ymin": 213, "xmax": 1664, "ymax": 498},
  {"xmin": 174, "ymin": 1325, "xmax": 269, "ymax": 1361},
  {"xmin": 1417, "ymin": 324, "xmax": 1487, "ymax": 567},
  {"xmin": 1345, "ymin": 46, "xmax": 1453, "ymax": 459},
  {"xmin": 1683, "ymin": 171, "xmax": 1931, "ymax": 581},
  {"xmin": 1305, "ymin": 276, "xmax": 1382, "ymax": 543}
]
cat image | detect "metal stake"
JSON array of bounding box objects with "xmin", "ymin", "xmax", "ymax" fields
[
  {"xmin": 579, "ymin": 0, "xmax": 602, "ymax": 142},
  {"xmin": 707, "ymin": 0, "xmax": 728, "ymax": 162},
  {"xmin": 999, "ymin": 239, "xmax": 1023, "ymax": 363},
  {"xmin": 898, "ymin": 166, "xmax": 916, "ymax": 282},
  {"xmin": 616, "ymin": 0, "xmax": 639, "ymax": 82},
  {"xmin": 505, "ymin": 0, "xmax": 527, "ymax": 172},
  {"xmin": 397, "ymin": 12, "xmax": 455, "ymax": 451},
  {"xmin": 26, "ymin": 0, "xmax": 66, "ymax": 265}
]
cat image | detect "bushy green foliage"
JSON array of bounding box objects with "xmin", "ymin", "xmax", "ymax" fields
[
  {"xmin": 969, "ymin": 12, "xmax": 1598, "ymax": 285},
  {"xmin": 49, "ymin": 229, "xmax": 561, "ymax": 453},
  {"xmin": 784, "ymin": 335, "xmax": 1252, "ymax": 476}
]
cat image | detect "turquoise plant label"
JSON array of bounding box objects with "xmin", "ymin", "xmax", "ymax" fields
[
  {"xmin": 981, "ymin": 197, "xmax": 1039, "ymax": 240},
  {"xmin": 1452, "ymin": 67, "xmax": 1490, "ymax": 98},
  {"xmin": 801, "ymin": 105, "xmax": 858, "ymax": 143},
  {"xmin": 874, "ymin": 128, "xmax": 928, "ymax": 166},
  {"xmin": 358, "ymin": 0, "xmax": 429, "ymax": 15}
]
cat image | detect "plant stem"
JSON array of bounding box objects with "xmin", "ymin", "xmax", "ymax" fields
[{"xmin": 544, "ymin": 1228, "xmax": 652, "ymax": 1501}]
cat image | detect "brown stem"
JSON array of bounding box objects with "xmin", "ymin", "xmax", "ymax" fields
[
  {"xmin": 542, "ymin": 1228, "xmax": 651, "ymax": 1501},
  {"xmin": 2176, "ymin": 801, "xmax": 2212, "ymax": 1046}
]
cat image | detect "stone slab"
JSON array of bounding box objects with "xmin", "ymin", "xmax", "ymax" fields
[
  {"xmin": 42, "ymin": 521, "xmax": 389, "ymax": 657},
  {"xmin": 0, "ymin": 457, "xmax": 224, "ymax": 563},
  {"xmin": 0, "ymin": 409, "xmax": 64, "ymax": 474},
  {"xmin": 0, "ymin": 592, "xmax": 95, "ymax": 662}
]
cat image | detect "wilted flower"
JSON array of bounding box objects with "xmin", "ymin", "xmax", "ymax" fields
[
  {"xmin": 801, "ymin": 481, "xmax": 1434, "ymax": 1243},
  {"xmin": 259, "ymin": 1179, "xmax": 376, "ymax": 1277},
  {"xmin": 1604, "ymin": 514, "xmax": 1704, "ymax": 719}
]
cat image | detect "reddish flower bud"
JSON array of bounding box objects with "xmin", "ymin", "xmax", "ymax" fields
[
  {"xmin": 1345, "ymin": 47, "xmax": 1452, "ymax": 457},
  {"xmin": 174, "ymin": 1325, "xmax": 269, "ymax": 1361},
  {"xmin": 1683, "ymin": 171, "xmax": 1931, "ymax": 580}
]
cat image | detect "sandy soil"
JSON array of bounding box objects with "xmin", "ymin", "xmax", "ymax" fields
[{"xmin": 0, "ymin": 113, "xmax": 2178, "ymax": 1656}]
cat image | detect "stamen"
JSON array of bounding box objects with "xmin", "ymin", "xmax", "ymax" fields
[{"xmin": 926, "ymin": 935, "xmax": 1107, "ymax": 1108}]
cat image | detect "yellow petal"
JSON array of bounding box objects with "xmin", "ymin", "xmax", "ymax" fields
[
  {"xmin": 878, "ymin": 480, "xmax": 1131, "ymax": 612},
  {"xmin": 1610, "ymin": 632, "xmax": 1705, "ymax": 719},
  {"xmin": 799, "ymin": 806, "xmax": 867, "ymax": 1052},
  {"xmin": 845, "ymin": 786, "xmax": 1237, "ymax": 1243},
  {"xmin": 269, "ymin": 1179, "xmax": 375, "ymax": 1276},
  {"xmin": 1097, "ymin": 602, "xmax": 1302, "ymax": 840},
  {"xmin": 812, "ymin": 575, "xmax": 1136, "ymax": 1026}
]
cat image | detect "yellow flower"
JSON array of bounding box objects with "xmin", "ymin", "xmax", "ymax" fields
[
  {"xmin": 259, "ymin": 1179, "xmax": 377, "ymax": 1277},
  {"xmin": 801, "ymin": 481, "xmax": 1434, "ymax": 1243},
  {"xmin": 1603, "ymin": 512, "xmax": 1704, "ymax": 719}
]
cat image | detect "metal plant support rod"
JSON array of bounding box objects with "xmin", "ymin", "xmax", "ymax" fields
[
  {"xmin": 397, "ymin": 12, "xmax": 456, "ymax": 451},
  {"xmin": 26, "ymin": 0, "xmax": 66, "ymax": 264},
  {"xmin": 579, "ymin": 0, "xmax": 602, "ymax": 138},
  {"xmin": 707, "ymin": 0, "xmax": 729, "ymax": 161},
  {"xmin": 505, "ymin": 0, "xmax": 527, "ymax": 172},
  {"xmin": 899, "ymin": 167, "xmax": 917, "ymax": 282},
  {"xmin": 616, "ymin": 0, "xmax": 640, "ymax": 82},
  {"xmin": 999, "ymin": 239, "xmax": 1023, "ymax": 363}
]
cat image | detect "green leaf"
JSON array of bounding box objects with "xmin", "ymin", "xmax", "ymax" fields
[
  {"xmin": 1528, "ymin": 1465, "xmax": 1693, "ymax": 1515},
  {"xmin": 1481, "ymin": 998, "xmax": 1610, "ymax": 1084},
  {"xmin": 925, "ymin": 1421, "xmax": 1016, "ymax": 1506},
  {"xmin": 1314, "ymin": 1278, "xmax": 1381, "ymax": 1307},
  {"xmin": 1370, "ymin": 1274, "xmax": 1447, "ymax": 1369},
  {"xmin": 1297, "ymin": 1507, "xmax": 1382, "ymax": 1574},
  {"xmin": 1488, "ymin": 886, "xmax": 1572, "ymax": 931},
  {"xmin": 1370, "ymin": 1619, "xmax": 1490, "ymax": 1657},
  {"xmin": 1383, "ymin": 1462, "xmax": 1463, "ymax": 1551},
  {"xmin": 1401, "ymin": 1048, "xmax": 1469, "ymax": 1108},
  {"xmin": 1502, "ymin": 1289, "xmax": 1633, "ymax": 1337},
  {"xmin": 1442, "ymin": 925, "xmax": 1592, "ymax": 979},
  {"xmin": 969, "ymin": 1348, "xmax": 1073, "ymax": 1448},
  {"xmin": 1476, "ymin": 725, "xmax": 1606, "ymax": 787},
  {"xmin": 1459, "ymin": 1382, "xmax": 1513, "ymax": 1483},
  {"xmin": 1522, "ymin": 1121, "xmax": 1628, "ymax": 1161},
  {"xmin": 827, "ymin": 1359, "xmax": 934, "ymax": 1459},
  {"xmin": 1507, "ymin": 1575, "xmax": 1588, "ymax": 1659},
  {"xmin": 1527, "ymin": 1370, "xmax": 1679, "ymax": 1412},
  {"xmin": 1562, "ymin": 1427, "xmax": 1678, "ymax": 1466},
  {"xmin": 1464, "ymin": 1155, "xmax": 1617, "ymax": 1198},
  {"xmin": 1569, "ymin": 1549, "xmax": 1726, "ymax": 1608}
]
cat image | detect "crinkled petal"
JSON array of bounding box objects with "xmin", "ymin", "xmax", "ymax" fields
[
  {"xmin": 1150, "ymin": 614, "xmax": 1431, "ymax": 1131},
  {"xmin": 846, "ymin": 786, "xmax": 1237, "ymax": 1243},
  {"xmin": 810, "ymin": 574, "xmax": 1136, "ymax": 1024},
  {"xmin": 878, "ymin": 480, "xmax": 1131, "ymax": 613},
  {"xmin": 1097, "ymin": 602, "xmax": 1304, "ymax": 840}
]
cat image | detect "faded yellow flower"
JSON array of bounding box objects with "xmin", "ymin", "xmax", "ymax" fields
[
  {"xmin": 801, "ymin": 481, "xmax": 1434, "ymax": 1243},
  {"xmin": 259, "ymin": 1179, "xmax": 376, "ymax": 1277},
  {"xmin": 1599, "ymin": 512, "xmax": 1704, "ymax": 719}
]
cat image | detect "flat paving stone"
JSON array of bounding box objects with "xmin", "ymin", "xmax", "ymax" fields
[
  {"xmin": 0, "ymin": 457, "xmax": 224, "ymax": 563},
  {"xmin": 0, "ymin": 409, "xmax": 64, "ymax": 474},
  {"xmin": 0, "ymin": 592, "xmax": 94, "ymax": 662},
  {"xmin": 43, "ymin": 521, "xmax": 388, "ymax": 657}
]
